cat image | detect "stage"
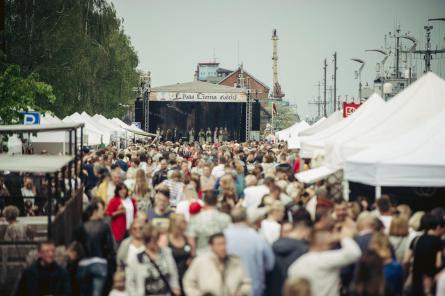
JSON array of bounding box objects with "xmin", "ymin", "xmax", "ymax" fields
[{"xmin": 135, "ymin": 80, "xmax": 260, "ymax": 141}]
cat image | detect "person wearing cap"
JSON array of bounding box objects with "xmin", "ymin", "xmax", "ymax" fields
[
  {"xmin": 175, "ymin": 183, "xmax": 203, "ymax": 222},
  {"xmin": 186, "ymin": 190, "xmax": 231, "ymax": 255}
]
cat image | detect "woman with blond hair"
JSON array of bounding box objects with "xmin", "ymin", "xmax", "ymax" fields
[
  {"xmin": 369, "ymin": 232, "xmax": 404, "ymax": 295},
  {"xmin": 133, "ymin": 169, "xmax": 151, "ymax": 214},
  {"xmin": 218, "ymin": 174, "xmax": 237, "ymax": 214},
  {"xmin": 168, "ymin": 213, "xmax": 192, "ymax": 295},
  {"xmin": 175, "ymin": 183, "xmax": 202, "ymax": 222},
  {"xmin": 389, "ymin": 215, "xmax": 410, "ymax": 263},
  {"xmin": 283, "ymin": 277, "xmax": 311, "ymax": 296}
]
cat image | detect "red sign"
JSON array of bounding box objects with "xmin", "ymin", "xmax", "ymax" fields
[{"xmin": 343, "ymin": 102, "xmax": 362, "ymax": 118}]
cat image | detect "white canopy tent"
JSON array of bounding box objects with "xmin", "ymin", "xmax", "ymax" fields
[
  {"xmin": 299, "ymin": 94, "xmax": 384, "ymax": 158},
  {"xmin": 311, "ymin": 117, "xmax": 326, "ymax": 127},
  {"xmin": 344, "ymin": 108, "xmax": 445, "ymax": 188},
  {"xmin": 298, "ymin": 110, "xmax": 342, "ymax": 137},
  {"xmin": 297, "ymin": 72, "xmax": 445, "ymax": 185},
  {"xmin": 31, "ymin": 113, "xmax": 67, "ymax": 143},
  {"xmin": 80, "ymin": 112, "xmax": 117, "ymax": 138},
  {"xmin": 326, "ymin": 72, "xmax": 445, "ymax": 169},
  {"xmin": 285, "ymin": 121, "xmax": 311, "ymax": 149},
  {"xmin": 63, "ymin": 113, "xmax": 105, "ymax": 146},
  {"xmin": 93, "ymin": 114, "xmax": 127, "ymax": 136},
  {"xmin": 111, "ymin": 118, "xmax": 155, "ymax": 137},
  {"xmin": 276, "ymin": 121, "xmax": 310, "ymax": 141}
]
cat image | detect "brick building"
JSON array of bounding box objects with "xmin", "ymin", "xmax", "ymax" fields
[{"xmin": 219, "ymin": 66, "xmax": 272, "ymax": 130}]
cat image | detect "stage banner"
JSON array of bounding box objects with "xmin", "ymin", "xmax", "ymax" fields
[
  {"xmin": 343, "ymin": 102, "xmax": 361, "ymax": 118},
  {"xmin": 150, "ymin": 91, "xmax": 247, "ymax": 102}
]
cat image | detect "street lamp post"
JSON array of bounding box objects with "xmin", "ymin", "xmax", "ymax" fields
[{"xmin": 351, "ymin": 59, "xmax": 365, "ymax": 100}]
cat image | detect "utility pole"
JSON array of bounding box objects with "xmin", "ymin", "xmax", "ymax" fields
[
  {"xmin": 333, "ymin": 52, "xmax": 337, "ymax": 111},
  {"xmin": 395, "ymin": 27, "xmax": 400, "ymax": 78},
  {"xmin": 323, "ymin": 59, "xmax": 327, "ymax": 117},
  {"xmin": 317, "ymin": 81, "xmax": 321, "ymax": 117},
  {"xmin": 411, "ymin": 25, "xmax": 445, "ymax": 73},
  {"xmin": 351, "ymin": 59, "xmax": 365, "ymax": 100},
  {"xmin": 308, "ymin": 82, "xmax": 322, "ymax": 118}
]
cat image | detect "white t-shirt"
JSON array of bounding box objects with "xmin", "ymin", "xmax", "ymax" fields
[
  {"xmin": 379, "ymin": 215, "xmax": 392, "ymax": 234},
  {"xmin": 127, "ymin": 243, "xmax": 145, "ymax": 266},
  {"xmin": 211, "ymin": 164, "xmax": 225, "ymax": 179},
  {"xmin": 288, "ymin": 238, "xmax": 362, "ymax": 296},
  {"xmin": 260, "ymin": 219, "xmax": 281, "ymax": 244},
  {"xmin": 109, "ymin": 289, "xmax": 128, "ymax": 296},
  {"xmin": 242, "ymin": 185, "xmax": 270, "ymax": 209},
  {"xmin": 122, "ymin": 197, "xmax": 134, "ymax": 230}
]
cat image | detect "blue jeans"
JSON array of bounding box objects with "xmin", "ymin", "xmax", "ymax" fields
[{"xmin": 78, "ymin": 261, "xmax": 108, "ymax": 296}]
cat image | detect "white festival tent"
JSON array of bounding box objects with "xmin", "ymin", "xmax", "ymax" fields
[
  {"xmin": 296, "ymin": 72, "xmax": 445, "ymax": 185},
  {"xmin": 276, "ymin": 121, "xmax": 310, "ymax": 142},
  {"xmin": 63, "ymin": 112, "xmax": 105, "ymax": 146},
  {"xmin": 299, "ymin": 94, "xmax": 385, "ymax": 158},
  {"xmin": 298, "ymin": 110, "xmax": 342, "ymax": 137},
  {"xmin": 311, "ymin": 116, "xmax": 326, "ymax": 127},
  {"xmin": 93, "ymin": 114, "xmax": 127, "ymax": 136},
  {"xmin": 296, "ymin": 94, "xmax": 385, "ymax": 183},
  {"xmin": 285, "ymin": 122, "xmax": 311, "ymax": 149},
  {"xmin": 326, "ymin": 72, "xmax": 445, "ymax": 169},
  {"xmin": 30, "ymin": 113, "xmax": 70, "ymax": 154},
  {"xmin": 32, "ymin": 113, "xmax": 66, "ymax": 142},
  {"xmin": 79, "ymin": 112, "xmax": 118, "ymax": 137},
  {"xmin": 111, "ymin": 118, "xmax": 153, "ymax": 137},
  {"xmin": 344, "ymin": 108, "xmax": 445, "ymax": 188}
]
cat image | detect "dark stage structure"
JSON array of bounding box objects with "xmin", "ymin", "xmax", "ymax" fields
[{"xmin": 135, "ymin": 81, "xmax": 261, "ymax": 142}]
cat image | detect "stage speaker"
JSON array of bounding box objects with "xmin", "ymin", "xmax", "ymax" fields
[
  {"xmin": 252, "ymin": 101, "xmax": 261, "ymax": 131},
  {"xmin": 134, "ymin": 97, "xmax": 144, "ymax": 128}
]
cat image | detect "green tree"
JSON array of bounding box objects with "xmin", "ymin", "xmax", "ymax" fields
[
  {"xmin": 274, "ymin": 103, "xmax": 300, "ymax": 131},
  {"xmin": 4, "ymin": 0, "xmax": 139, "ymax": 118},
  {"xmin": 0, "ymin": 65, "xmax": 56, "ymax": 124}
]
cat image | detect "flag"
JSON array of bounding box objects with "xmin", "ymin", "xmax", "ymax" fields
[{"xmin": 272, "ymin": 103, "xmax": 278, "ymax": 116}]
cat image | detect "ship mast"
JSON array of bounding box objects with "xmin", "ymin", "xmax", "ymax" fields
[{"xmin": 271, "ymin": 29, "xmax": 285, "ymax": 99}]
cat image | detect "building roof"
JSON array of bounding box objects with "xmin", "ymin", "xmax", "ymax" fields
[
  {"xmin": 219, "ymin": 67, "xmax": 270, "ymax": 91},
  {"xmin": 216, "ymin": 67, "xmax": 233, "ymax": 74},
  {"xmin": 0, "ymin": 123, "xmax": 84, "ymax": 133},
  {"xmin": 0, "ymin": 155, "xmax": 74, "ymax": 173},
  {"xmin": 151, "ymin": 80, "xmax": 246, "ymax": 94},
  {"xmin": 198, "ymin": 62, "xmax": 219, "ymax": 66}
]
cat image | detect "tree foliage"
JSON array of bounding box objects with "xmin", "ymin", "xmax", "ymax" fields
[
  {"xmin": 0, "ymin": 65, "xmax": 56, "ymax": 124},
  {"xmin": 274, "ymin": 103, "xmax": 299, "ymax": 131},
  {"xmin": 3, "ymin": 0, "xmax": 139, "ymax": 118}
]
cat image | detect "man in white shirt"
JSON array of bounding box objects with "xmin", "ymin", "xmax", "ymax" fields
[
  {"xmin": 211, "ymin": 156, "xmax": 226, "ymax": 179},
  {"xmin": 260, "ymin": 201, "xmax": 285, "ymax": 244},
  {"xmin": 288, "ymin": 220, "xmax": 361, "ymax": 296},
  {"xmin": 242, "ymin": 175, "xmax": 269, "ymax": 210},
  {"xmin": 376, "ymin": 195, "xmax": 393, "ymax": 234}
]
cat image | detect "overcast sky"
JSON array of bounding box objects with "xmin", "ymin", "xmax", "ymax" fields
[{"xmin": 112, "ymin": 0, "xmax": 445, "ymax": 119}]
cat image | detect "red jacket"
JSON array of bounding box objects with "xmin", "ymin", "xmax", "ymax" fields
[{"xmin": 106, "ymin": 196, "xmax": 137, "ymax": 242}]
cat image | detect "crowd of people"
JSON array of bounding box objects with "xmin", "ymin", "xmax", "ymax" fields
[
  {"xmin": 156, "ymin": 127, "xmax": 231, "ymax": 144},
  {"xmin": 2, "ymin": 139, "xmax": 445, "ymax": 296}
]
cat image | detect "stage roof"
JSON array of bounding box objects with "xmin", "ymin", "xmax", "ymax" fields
[{"xmin": 151, "ymin": 80, "xmax": 246, "ymax": 93}]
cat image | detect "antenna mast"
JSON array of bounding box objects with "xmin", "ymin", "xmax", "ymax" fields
[
  {"xmin": 333, "ymin": 52, "xmax": 337, "ymax": 111},
  {"xmin": 271, "ymin": 29, "xmax": 285, "ymax": 99},
  {"xmin": 323, "ymin": 58, "xmax": 327, "ymax": 117}
]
